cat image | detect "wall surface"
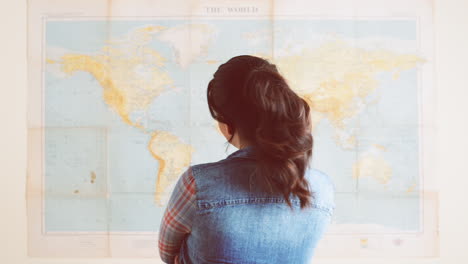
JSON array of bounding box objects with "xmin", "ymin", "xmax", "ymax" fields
[{"xmin": 1, "ymin": 0, "xmax": 467, "ymax": 263}]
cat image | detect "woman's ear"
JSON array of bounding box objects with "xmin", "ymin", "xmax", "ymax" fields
[{"xmin": 218, "ymin": 121, "xmax": 231, "ymax": 139}]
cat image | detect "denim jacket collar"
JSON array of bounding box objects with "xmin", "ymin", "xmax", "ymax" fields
[{"xmin": 226, "ymin": 145, "xmax": 257, "ymax": 160}]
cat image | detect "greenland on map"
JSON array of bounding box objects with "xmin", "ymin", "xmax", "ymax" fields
[{"xmin": 26, "ymin": 0, "xmax": 438, "ymax": 259}]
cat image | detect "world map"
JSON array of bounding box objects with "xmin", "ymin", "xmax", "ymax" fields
[{"xmin": 43, "ymin": 19, "xmax": 423, "ymax": 232}]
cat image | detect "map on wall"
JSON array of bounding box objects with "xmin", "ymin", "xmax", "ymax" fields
[{"xmin": 27, "ymin": 0, "xmax": 438, "ymax": 259}]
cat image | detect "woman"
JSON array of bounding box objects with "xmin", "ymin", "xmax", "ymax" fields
[{"xmin": 158, "ymin": 55, "xmax": 335, "ymax": 264}]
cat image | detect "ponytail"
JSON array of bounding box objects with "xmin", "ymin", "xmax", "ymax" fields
[{"xmin": 207, "ymin": 55, "xmax": 313, "ymax": 209}]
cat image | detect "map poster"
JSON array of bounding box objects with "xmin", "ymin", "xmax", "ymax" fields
[{"xmin": 27, "ymin": 0, "xmax": 438, "ymax": 258}]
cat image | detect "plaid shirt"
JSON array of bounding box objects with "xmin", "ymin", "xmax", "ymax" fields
[{"xmin": 158, "ymin": 166, "xmax": 196, "ymax": 264}]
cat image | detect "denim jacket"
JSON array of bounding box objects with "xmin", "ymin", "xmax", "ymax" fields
[{"xmin": 177, "ymin": 146, "xmax": 335, "ymax": 264}]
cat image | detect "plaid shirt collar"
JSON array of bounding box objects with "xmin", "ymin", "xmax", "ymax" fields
[{"xmin": 226, "ymin": 145, "xmax": 258, "ymax": 160}]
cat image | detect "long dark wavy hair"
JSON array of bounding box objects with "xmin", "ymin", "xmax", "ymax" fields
[{"xmin": 207, "ymin": 55, "xmax": 314, "ymax": 210}]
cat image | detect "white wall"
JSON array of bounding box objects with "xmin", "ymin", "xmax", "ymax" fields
[{"xmin": 1, "ymin": 0, "xmax": 467, "ymax": 263}]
